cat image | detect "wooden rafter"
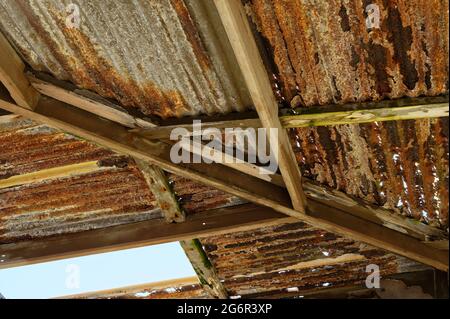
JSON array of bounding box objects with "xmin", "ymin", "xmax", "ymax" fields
[
  {"xmin": 180, "ymin": 239, "xmax": 228, "ymax": 299},
  {"xmin": 0, "ymin": 203, "xmax": 291, "ymax": 269},
  {"xmin": 213, "ymin": 0, "xmax": 307, "ymax": 213},
  {"xmin": 28, "ymin": 75, "xmax": 155, "ymax": 129},
  {"xmin": 134, "ymin": 99, "xmax": 448, "ymax": 138},
  {"xmin": 135, "ymin": 158, "xmax": 227, "ymax": 298},
  {"xmin": 31, "ymin": 76, "xmax": 448, "ymax": 137},
  {"xmin": 0, "ymin": 32, "xmax": 39, "ymax": 110}
]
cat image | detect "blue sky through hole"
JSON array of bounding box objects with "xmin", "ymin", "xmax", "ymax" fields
[{"xmin": 0, "ymin": 242, "xmax": 195, "ymax": 299}]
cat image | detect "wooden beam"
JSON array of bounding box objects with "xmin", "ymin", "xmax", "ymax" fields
[
  {"xmin": 1, "ymin": 94, "xmax": 448, "ymax": 270},
  {"xmin": 180, "ymin": 239, "xmax": 228, "ymax": 299},
  {"xmin": 181, "ymin": 139, "xmax": 286, "ymax": 187},
  {"xmin": 135, "ymin": 159, "xmax": 185, "ymax": 223},
  {"xmin": 31, "ymin": 76, "xmax": 448, "ymax": 137},
  {"xmin": 58, "ymin": 276, "xmax": 200, "ymax": 299},
  {"xmin": 281, "ymin": 102, "xmax": 449, "ymax": 128},
  {"xmin": 132, "ymin": 118, "xmax": 261, "ymax": 140},
  {"xmin": 306, "ymin": 199, "xmax": 449, "ymax": 271},
  {"xmin": 0, "ymin": 32, "xmax": 39, "ymax": 109},
  {"xmin": 0, "ymin": 161, "xmax": 101, "ymax": 189},
  {"xmin": 302, "ymin": 181, "xmax": 447, "ymax": 242},
  {"xmin": 0, "ymin": 198, "xmax": 447, "ymax": 271},
  {"xmin": 136, "ymin": 158, "xmax": 227, "ymax": 297},
  {"xmin": 29, "ymin": 75, "xmax": 155, "ymax": 129},
  {"xmin": 132, "ymin": 96, "xmax": 448, "ymax": 140},
  {"xmin": 213, "ymin": 0, "xmax": 307, "ymax": 213},
  {"xmin": 0, "ymin": 203, "xmax": 292, "ymax": 269}
]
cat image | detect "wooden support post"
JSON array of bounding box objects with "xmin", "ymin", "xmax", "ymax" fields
[
  {"xmin": 135, "ymin": 159, "xmax": 227, "ymax": 298},
  {"xmin": 135, "ymin": 159, "xmax": 185, "ymax": 223},
  {"xmin": 213, "ymin": 0, "xmax": 307, "ymax": 213},
  {"xmin": 0, "ymin": 32, "xmax": 39, "ymax": 109},
  {"xmin": 180, "ymin": 239, "xmax": 228, "ymax": 299}
]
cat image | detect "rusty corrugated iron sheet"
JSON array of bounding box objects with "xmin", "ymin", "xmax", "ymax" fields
[
  {"xmin": 0, "ymin": 0, "xmax": 252, "ymax": 119},
  {"xmin": 201, "ymin": 220, "xmax": 425, "ymax": 298},
  {"xmin": 84, "ymin": 284, "xmax": 209, "ymax": 299},
  {"xmin": 0, "ymin": 115, "xmax": 247, "ymax": 242},
  {"xmin": 167, "ymin": 173, "xmax": 247, "ymax": 215},
  {"xmin": 289, "ymin": 117, "xmax": 449, "ymax": 229},
  {"xmin": 73, "ymin": 284, "xmax": 209, "ymax": 299},
  {"xmin": 0, "ymin": 116, "xmax": 162, "ymax": 243},
  {"xmin": 245, "ymin": 0, "xmax": 449, "ymax": 108},
  {"xmin": 0, "ymin": 115, "xmax": 116, "ymax": 179}
]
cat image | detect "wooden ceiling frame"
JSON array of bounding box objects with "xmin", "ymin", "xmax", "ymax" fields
[{"xmin": 0, "ymin": 23, "xmax": 448, "ymax": 271}]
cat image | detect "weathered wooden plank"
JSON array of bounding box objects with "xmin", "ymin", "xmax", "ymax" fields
[
  {"xmin": 0, "ymin": 161, "xmax": 101, "ymax": 189},
  {"xmin": 31, "ymin": 76, "xmax": 448, "ymax": 136},
  {"xmin": 133, "ymin": 96, "xmax": 448, "ymax": 140},
  {"xmin": 135, "ymin": 159, "xmax": 185, "ymax": 223},
  {"xmin": 29, "ymin": 75, "xmax": 155, "ymax": 129},
  {"xmin": 180, "ymin": 239, "xmax": 228, "ymax": 299},
  {"xmin": 58, "ymin": 276, "xmax": 200, "ymax": 299},
  {"xmin": 213, "ymin": 0, "xmax": 307, "ymax": 213},
  {"xmin": 0, "ymin": 32, "xmax": 39, "ymax": 110},
  {"xmin": 281, "ymin": 103, "xmax": 449, "ymax": 128},
  {"xmin": 0, "ymin": 204, "xmax": 292, "ymax": 269},
  {"xmin": 136, "ymin": 159, "xmax": 228, "ymax": 298}
]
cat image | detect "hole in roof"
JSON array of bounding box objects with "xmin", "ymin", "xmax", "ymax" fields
[{"xmin": 0, "ymin": 242, "xmax": 195, "ymax": 299}]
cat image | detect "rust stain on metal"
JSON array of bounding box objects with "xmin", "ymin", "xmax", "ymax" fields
[
  {"xmin": 246, "ymin": 0, "xmax": 449, "ymax": 108},
  {"xmin": 167, "ymin": 173, "xmax": 246, "ymax": 214},
  {"xmin": 290, "ymin": 118, "xmax": 449, "ymax": 229},
  {"xmin": 201, "ymin": 221, "xmax": 424, "ymax": 297},
  {"xmin": 0, "ymin": 0, "xmax": 252, "ymax": 119},
  {"xmin": 81, "ymin": 284, "xmax": 209, "ymax": 299},
  {"xmin": 0, "ymin": 117, "xmax": 162, "ymax": 243}
]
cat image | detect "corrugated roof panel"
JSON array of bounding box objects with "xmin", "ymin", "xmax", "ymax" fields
[
  {"xmin": 245, "ymin": 0, "xmax": 449, "ymax": 108},
  {"xmin": 201, "ymin": 220, "xmax": 425, "ymax": 297},
  {"xmin": 0, "ymin": 116, "xmax": 162, "ymax": 243},
  {"xmin": 0, "ymin": 0, "xmax": 252, "ymax": 119},
  {"xmin": 167, "ymin": 173, "xmax": 247, "ymax": 215},
  {"xmin": 73, "ymin": 283, "xmax": 209, "ymax": 299},
  {"xmin": 289, "ymin": 117, "xmax": 449, "ymax": 229}
]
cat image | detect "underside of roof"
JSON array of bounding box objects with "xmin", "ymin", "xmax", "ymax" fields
[{"xmin": 0, "ymin": 0, "xmax": 448, "ymax": 299}]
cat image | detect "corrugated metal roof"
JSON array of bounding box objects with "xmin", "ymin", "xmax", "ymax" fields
[
  {"xmin": 0, "ymin": 115, "xmax": 248, "ymax": 242},
  {"xmin": 245, "ymin": 0, "xmax": 449, "ymax": 108},
  {"xmin": 289, "ymin": 117, "xmax": 449, "ymax": 229},
  {"xmin": 0, "ymin": 0, "xmax": 252, "ymax": 119},
  {"xmin": 201, "ymin": 220, "xmax": 426, "ymax": 298},
  {"xmin": 168, "ymin": 173, "xmax": 247, "ymax": 215},
  {"xmin": 85, "ymin": 283, "xmax": 209, "ymax": 299},
  {"xmin": 0, "ymin": 115, "xmax": 163, "ymax": 243},
  {"xmin": 71, "ymin": 284, "xmax": 209, "ymax": 299}
]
